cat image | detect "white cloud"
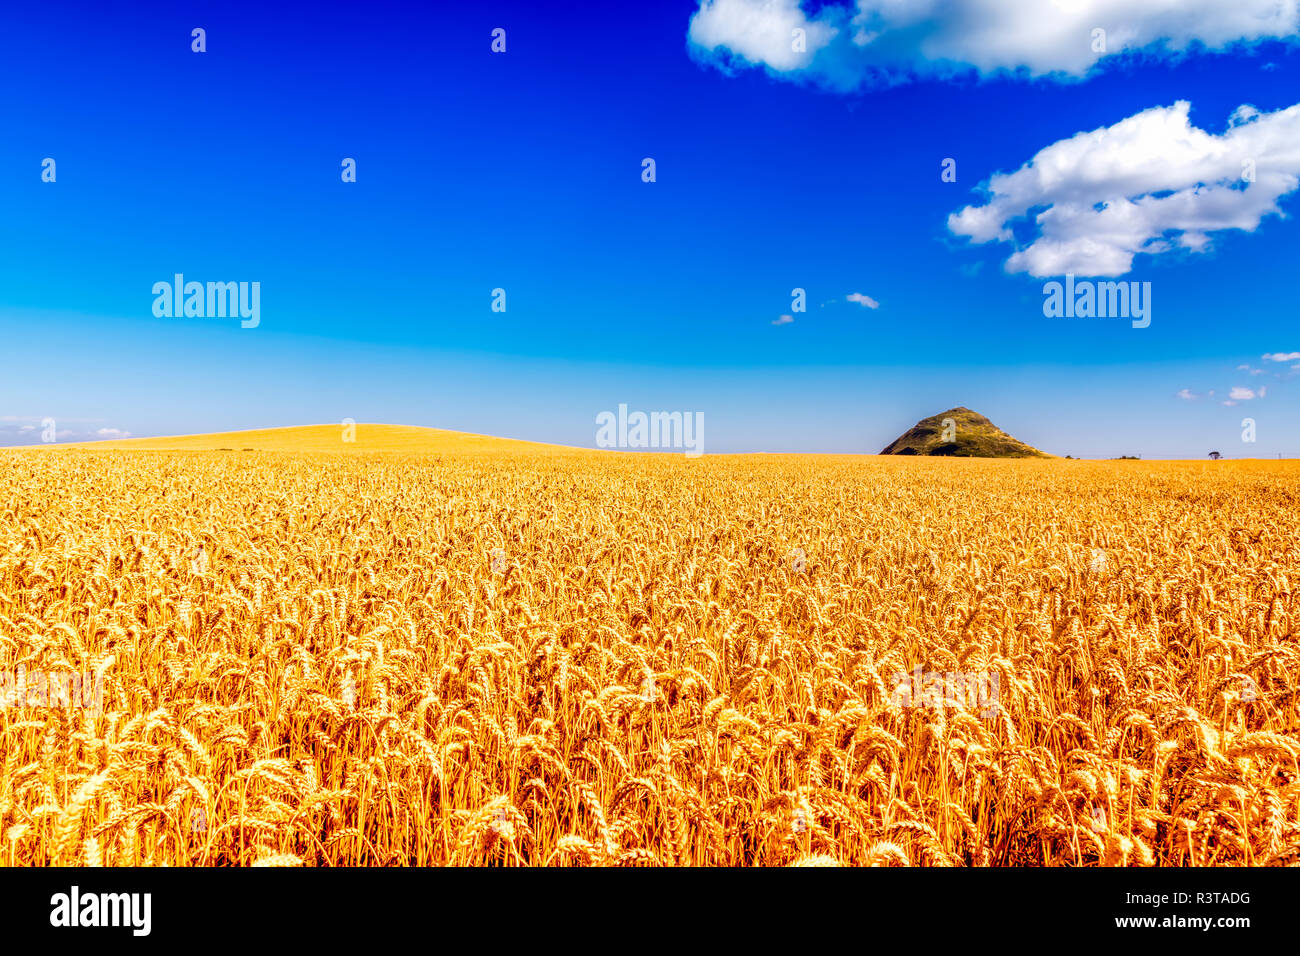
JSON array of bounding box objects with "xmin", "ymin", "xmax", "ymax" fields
[
  {"xmin": 845, "ymin": 292, "xmax": 880, "ymax": 308},
  {"xmin": 1177, "ymin": 388, "xmax": 1197, "ymax": 400},
  {"xmin": 687, "ymin": 0, "xmax": 1300, "ymax": 90},
  {"xmin": 1263, "ymin": 351, "xmax": 1300, "ymax": 361},
  {"xmin": 772, "ymin": 314, "xmax": 794, "ymax": 325},
  {"xmin": 947, "ymin": 101, "xmax": 1300, "ymax": 277},
  {"xmin": 1229, "ymin": 386, "xmax": 1256, "ymax": 400},
  {"xmin": 95, "ymin": 428, "xmax": 131, "ymax": 438},
  {"xmin": 690, "ymin": 0, "xmax": 837, "ymax": 74}
]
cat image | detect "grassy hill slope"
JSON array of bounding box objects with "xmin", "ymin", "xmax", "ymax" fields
[{"xmin": 880, "ymin": 407, "xmax": 1050, "ymax": 458}]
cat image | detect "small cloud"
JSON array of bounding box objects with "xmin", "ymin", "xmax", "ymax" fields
[
  {"xmin": 771, "ymin": 314, "xmax": 794, "ymax": 326},
  {"xmin": 845, "ymin": 292, "xmax": 879, "ymax": 309},
  {"xmin": 1263, "ymin": 62, "xmax": 1278, "ymax": 71},
  {"xmin": 95, "ymin": 428, "xmax": 131, "ymax": 438},
  {"xmin": 18, "ymin": 424, "xmax": 34, "ymax": 431},
  {"xmin": 1263, "ymin": 352, "xmax": 1300, "ymax": 362},
  {"xmin": 1259, "ymin": 386, "xmax": 1268, "ymax": 398},
  {"xmin": 1223, "ymin": 400, "xmax": 1238, "ymax": 406},
  {"xmin": 1176, "ymin": 389, "xmax": 1197, "ymax": 400},
  {"xmin": 1237, "ymin": 364, "xmax": 1250, "ymax": 370},
  {"xmin": 1229, "ymin": 386, "xmax": 1256, "ymax": 400},
  {"xmin": 959, "ymin": 262, "xmax": 984, "ymax": 277}
]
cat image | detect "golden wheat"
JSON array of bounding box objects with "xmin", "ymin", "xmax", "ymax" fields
[{"xmin": 0, "ymin": 448, "xmax": 1297, "ymax": 866}]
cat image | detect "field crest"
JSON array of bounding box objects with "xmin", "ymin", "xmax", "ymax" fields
[{"xmin": 42, "ymin": 423, "xmax": 571, "ymax": 454}]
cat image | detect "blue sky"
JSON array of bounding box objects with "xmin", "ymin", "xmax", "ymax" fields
[{"xmin": 2, "ymin": 0, "xmax": 1298, "ymax": 457}]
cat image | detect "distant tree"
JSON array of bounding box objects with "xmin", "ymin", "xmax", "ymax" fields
[{"xmin": 1209, "ymin": 451, "xmax": 1221, "ymax": 460}]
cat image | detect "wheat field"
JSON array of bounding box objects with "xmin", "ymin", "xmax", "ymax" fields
[{"xmin": 2, "ymin": 439, "xmax": 1298, "ymax": 866}]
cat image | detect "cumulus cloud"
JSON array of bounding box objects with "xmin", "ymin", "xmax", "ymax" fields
[
  {"xmin": 1177, "ymin": 388, "xmax": 1198, "ymax": 400},
  {"xmin": 687, "ymin": 0, "xmax": 1300, "ymax": 90},
  {"xmin": 690, "ymin": 0, "xmax": 838, "ymax": 75},
  {"xmin": 845, "ymin": 292, "xmax": 879, "ymax": 308},
  {"xmin": 946, "ymin": 101, "xmax": 1300, "ymax": 277},
  {"xmin": 1263, "ymin": 351, "xmax": 1300, "ymax": 361},
  {"xmin": 772, "ymin": 314, "xmax": 794, "ymax": 325},
  {"xmin": 1229, "ymin": 386, "xmax": 1257, "ymax": 400}
]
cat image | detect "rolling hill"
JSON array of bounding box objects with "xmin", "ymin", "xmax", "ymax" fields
[
  {"xmin": 35, "ymin": 423, "xmax": 570, "ymax": 454},
  {"xmin": 880, "ymin": 407, "xmax": 1050, "ymax": 458}
]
